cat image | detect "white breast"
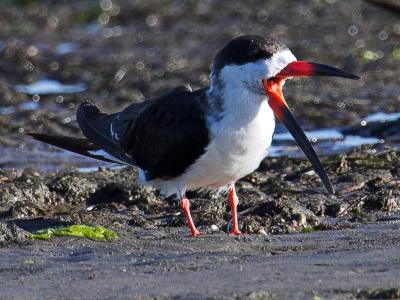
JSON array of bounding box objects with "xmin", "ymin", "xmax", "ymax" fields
[{"xmin": 185, "ymin": 102, "xmax": 274, "ymax": 190}]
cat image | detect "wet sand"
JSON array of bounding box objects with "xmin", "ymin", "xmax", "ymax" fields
[
  {"xmin": 1, "ymin": 148, "xmax": 400, "ymax": 298},
  {"xmin": 1, "ymin": 223, "xmax": 400, "ymax": 299}
]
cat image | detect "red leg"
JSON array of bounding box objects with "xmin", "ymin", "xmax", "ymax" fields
[
  {"xmin": 180, "ymin": 196, "xmax": 200, "ymax": 237},
  {"xmin": 228, "ymin": 185, "xmax": 242, "ymax": 235}
]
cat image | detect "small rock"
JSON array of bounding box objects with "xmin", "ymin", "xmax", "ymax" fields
[
  {"xmin": 325, "ymin": 202, "xmax": 342, "ymax": 217},
  {"xmin": 48, "ymin": 175, "xmax": 97, "ymax": 204},
  {"xmin": 0, "ymin": 221, "xmax": 27, "ymax": 246},
  {"xmin": 242, "ymin": 216, "xmax": 264, "ymax": 234},
  {"xmin": 211, "ymin": 224, "xmax": 219, "ymax": 231},
  {"xmin": 129, "ymin": 184, "xmax": 158, "ymax": 207},
  {"xmin": 357, "ymin": 288, "xmax": 400, "ymax": 299},
  {"xmin": 367, "ymin": 176, "xmax": 390, "ymax": 191},
  {"xmin": 88, "ymin": 183, "xmax": 130, "ymax": 205},
  {"xmin": 248, "ymin": 290, "xmax": 272, "ymax": 300},
  {"xmin": 308, "ymin": 201, "xmax": 325, "ymax": 216},
  {"xmin": 257, "ymin": 228, "xmax": 268, "ymax": 236},
  {"xmin": 128, "ymin": 214, "xmax": 152, "ymax": 227},
  {"xmin": 295, "ymin": 212, "xmax": 307, "ymax": 226}
]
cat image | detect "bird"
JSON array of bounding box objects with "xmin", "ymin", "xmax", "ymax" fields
[{"xmin": 27, "ymin": 35, "xmax": 361, "ymax": 236}]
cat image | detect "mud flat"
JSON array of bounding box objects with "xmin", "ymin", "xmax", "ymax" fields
[
  {"xmin": 1, "ymin": 223, "xmax": 400, "ymax": 299},
  {"xmin": 1, "ymin": 147, "xmax": 400, "ymax": 298}
]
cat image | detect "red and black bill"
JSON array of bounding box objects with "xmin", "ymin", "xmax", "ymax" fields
[
  {"xmin": 275, "ymin": 61, "xmax": 361, "ymax": 80},
  {"xmin": 264, "ymin": 61, "xmax": 361, "ymax": 194}
]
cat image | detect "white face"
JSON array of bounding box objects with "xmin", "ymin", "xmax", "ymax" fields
[{"xmin": 216, "ymin": 48, "xmax": 297, "ymax": 95}]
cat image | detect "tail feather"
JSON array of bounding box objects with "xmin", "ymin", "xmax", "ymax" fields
[
  {"xmin": 26, "ymin": 133, "xmax": 124, "ymax": 164},
  {"xmin": 76, "ymin": 102, "xmax": 125, "ymax": 161}
]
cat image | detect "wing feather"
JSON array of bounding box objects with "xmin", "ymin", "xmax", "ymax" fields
[
  {"xmin": 119, "ymin": 87, "xmax": 209, "ymax": 180},
  {"xmin": 26, "ymin": 133, "xmax": 122, "ymax": 164}
]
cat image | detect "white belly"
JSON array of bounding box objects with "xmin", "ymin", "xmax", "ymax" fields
[{"xmin": 180, "ymin": 100, "xmax": 275, "ymax": 190}]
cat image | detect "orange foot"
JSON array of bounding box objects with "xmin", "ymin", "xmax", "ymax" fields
[
  {"xmin": 229, "ymin": 228, "xmax": 243, "ymax": 235},
  {"xmin": 191, "ymin": 229, "xmax": 201, "ymax": 237}
]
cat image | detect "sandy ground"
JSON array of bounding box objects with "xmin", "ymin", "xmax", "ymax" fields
[
  {"xmin": 1, "ymin": 147, "xmax": 400, "ymax": 299},
  {"xmin": 1, "ymin": 222, "xmax": 400, "ymax": 299}
]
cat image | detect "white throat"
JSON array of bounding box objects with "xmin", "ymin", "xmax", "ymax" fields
[
  {"xmin": 207, "ymin": 48, "xmax": 296, "ymax": 123},
  {"xmin": 209, "ymin": 81, "xmax": 268, "ymax": 128}
]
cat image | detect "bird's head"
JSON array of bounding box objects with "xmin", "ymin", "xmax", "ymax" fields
[{"xmin": 212, "ymin": 35, "xmax": 361, "ymax": 194}]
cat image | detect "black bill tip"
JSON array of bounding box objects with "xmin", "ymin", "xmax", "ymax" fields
[{"xmin": 308, "ymin": 62, "xmax": 362, "ymax": 80}]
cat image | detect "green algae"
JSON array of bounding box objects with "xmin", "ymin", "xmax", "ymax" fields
[
  {"xmin": 301, "ymin": 225, "xmax": 314, "ymax": 233},
  {"xmin": 28, "ymin": 224, "xmax": 117, "ymax": 241}
]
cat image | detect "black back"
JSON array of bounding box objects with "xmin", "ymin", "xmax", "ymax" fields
[{"xmin": 213, "ymin": 35, "xmax": 287, "ymax": 73}]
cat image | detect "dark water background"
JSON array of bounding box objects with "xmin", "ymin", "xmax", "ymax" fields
[{"xmin": 0, "ymin": 0, "xmax": 399, "ymax": 170}]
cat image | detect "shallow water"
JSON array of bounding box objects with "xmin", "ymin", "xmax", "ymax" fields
[
  {"xmin": 364, "ymin": 111, "xmax": 400, "ymax": 123},
  {"xmin": 15, "ymin": 79, "xmax": 87, "ymax": 95},
  {"xmin": 270, "ymin": 128, "xmax": 381, "ymax": 156},
  {"xmin": 54, "ymin": 42, "xmax": 79, "ymax": 55},
  {"xmin": 0, "ymin": 111, "xmax": 392, "ymax": 171},
  {"xmin": 0, "ymin": 101, "xmax": 40, "ymax": 115},
  {"xmin": 0, "ymin": 108, "xmax": 397, "ymax": 171}
]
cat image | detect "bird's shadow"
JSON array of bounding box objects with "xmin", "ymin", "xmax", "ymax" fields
[{"xmin": 10, "ymin": 217, "xmax": 71, "ymax": 232}]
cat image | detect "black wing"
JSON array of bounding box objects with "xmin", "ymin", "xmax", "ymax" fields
[
  {"xmin": 119, "ymin": 86, "xmax": 210, "ymax": 180},
  {"xmin": 77, "ymin": 86, "xmax": 210, "ymax": 180}
]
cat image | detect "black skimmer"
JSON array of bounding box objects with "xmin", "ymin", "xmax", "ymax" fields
[{"xmin": 28, "ymin": 35, "xmax": 360, "ymax": 236}]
